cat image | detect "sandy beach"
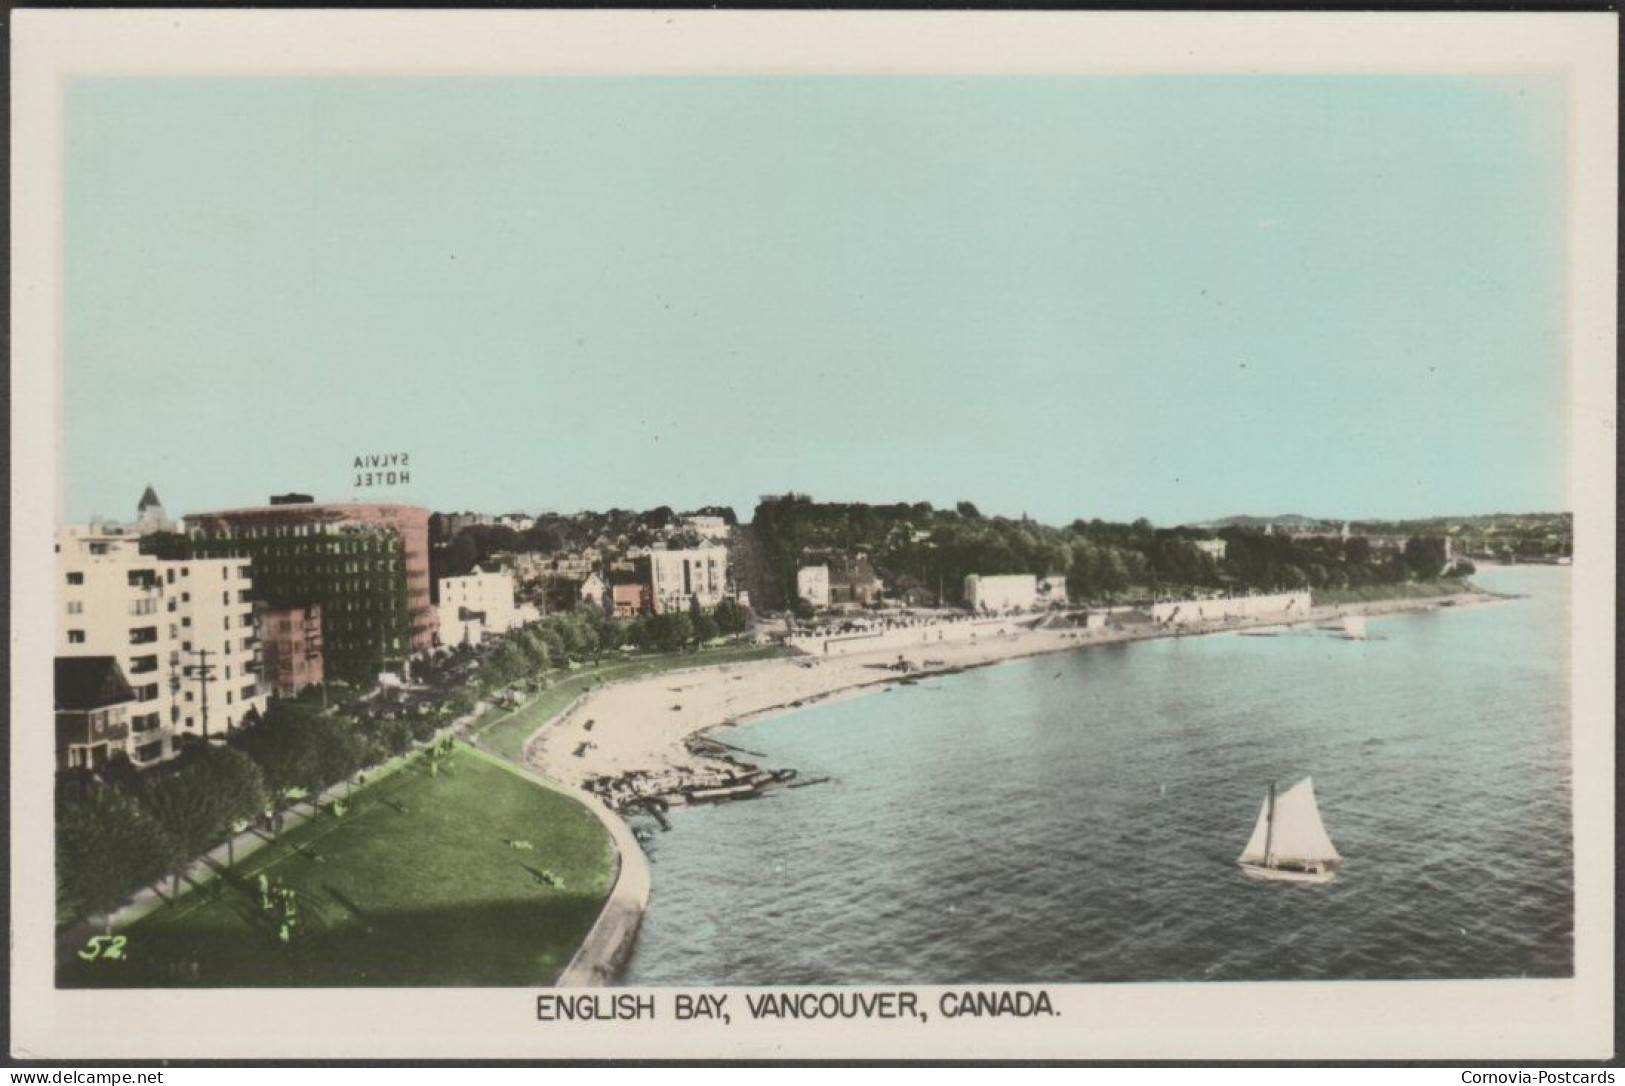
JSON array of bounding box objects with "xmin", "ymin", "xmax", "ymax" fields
[{"xmin": 526, "ymin": 592, "xmax": 1505, "ymax": 799}]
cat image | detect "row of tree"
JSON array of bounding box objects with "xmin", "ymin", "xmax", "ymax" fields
[
  {"xmin": 472, "ymin": 600, "xmax": 752, "ymax": 691},
  {"xmin": 752, "ymin": 495, "xmax": 1470, "ymax": 606},
  {"xmin": 56, "ymin": 697, "xmax": 452, "ymax": 924}
]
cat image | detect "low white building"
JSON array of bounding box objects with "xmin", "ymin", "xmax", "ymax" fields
[
  {"xmin": 964, "ymin": 573, "xmax": 1066, "ymax": 613},
  {"xmin": 1148, "ymin": 590, "xmax": 1311, "ymax": 627},
  {"xmin": 796, "ymin": 565, "xmax": 831, "ymax": 609},
  {"xmin": 437, "ymin": 568, "xmax": 525, "ymax": 647},
  {"xmin": 684, "ymin": 515, "xmax": 731, "ymax": 542},
  {"xmin": 1192, "ymin": 538, "xmax": 1228, "ymax": 561},
  {"xmin": 1037, "ymin": 575, "xmax": 1070, "ymax": 607}
]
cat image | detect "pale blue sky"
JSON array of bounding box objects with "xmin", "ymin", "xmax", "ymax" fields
[{"xmin": 64, "ymin": 76, "xmax": 1568, "ymax": 526}]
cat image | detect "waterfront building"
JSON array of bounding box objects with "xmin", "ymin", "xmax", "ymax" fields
[
  {"xmin": 187, "ymin": 497, "xmax": 433, "ymax": 685},
  {"xmin": 263, "ymin": 603, "xmax": 325, "ymax": 696},
  {"xmin": 796, "ymin": 565, "xmax": 832, "ymax": 610},
  {"xmin": 824, "ymin": 552, "xmax": 883, "ymax": 609},
  {"xmin": 57, "ymin": 530, "xmax": 268, "ymax": 765},
  {"xmin": 646, "ymin": 545, "xmax": 729, "ymax": 615},
  {"xmin": 1037, "ymin": 575, "xmax": 1070, "ymax": 607},
  {"xmin": 55, "ymin": 656, "xmax": 137, "ymax": 771},
  {"xmin": 964, "ymin": 573, "xmax": 1040, "ymax": 612},
  {"xmin": 1147, "ymin": 590, "xmax": 1312, "ymax": 627},
  {"xmin": 436, "ymin": 567, "xmax": 526, "ymax": 647}
]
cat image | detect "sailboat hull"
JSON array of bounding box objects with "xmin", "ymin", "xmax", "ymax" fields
[{"xmin": 1238, "ymin": 861, "xmax": 1338, "ymax": 885}]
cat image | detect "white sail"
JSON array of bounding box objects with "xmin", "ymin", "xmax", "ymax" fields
[
  {"xmin": 1237, "ymin": 777, "xmax": 1341, "ymax": 865},
  {"xmin": 1237, "ymin": 797, "xmax": 1273, "ymax": 863},
  {"xmin": 1341, "ymin": 615, "xmax": 1367, "ymax": 640}
]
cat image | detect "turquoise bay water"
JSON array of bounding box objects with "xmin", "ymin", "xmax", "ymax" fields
[{"xmin": 626, "ymin": 567, "xmax": 1572, "ymax": 984}]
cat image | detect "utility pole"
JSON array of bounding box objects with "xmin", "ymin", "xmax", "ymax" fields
[{"xmin": 185, "ymin": 648, "xmax": 215, "ymax": 742}]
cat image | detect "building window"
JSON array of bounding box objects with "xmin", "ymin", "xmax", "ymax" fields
[
  {"xmin": 66, "ymin": 630, "xmax": 85, "ymax": 643},
  {"xmin": 66, "ymin": 601, "xmax": 83, "ymax": 615},
  {"xmin": 66, "ymin": 572, "xmax": 83, "ymax": 585}
]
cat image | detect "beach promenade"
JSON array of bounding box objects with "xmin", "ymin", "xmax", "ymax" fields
[{"xmin": 528, "ymin": 592, "xmax": 1503, "ymax": 797}]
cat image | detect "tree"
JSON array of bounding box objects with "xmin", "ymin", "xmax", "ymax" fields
[
  {"xmin": 516, "ymin": 628, "xmax": 552, "ymax": 671},
  {"xmin": 232, "ymin": 703, "xmax": 366, "ymax": 795},
  {"xmin": 483, "ymin": 641, "xmax": 527, "ymax": 688},
  {"xmin": 1403, "ymin": 537, "xmax": 1449, "ymax": 580},
  {"xmin": 647, "ymin": 612, "xmax": 694, "ymax": 653},
  {"xmin": 712, "ymin": 597, "xmax": 748, "ymax": 634},
  {"xmin": 140, "ymin": 747, "xmax": 270, "ymax": 860},
  {"xmin": 57, "ymin": 789, "xmax": 182, "ymax": 920},
  {"xmin": 439, "ymin": 533, "xmax": 478, "ymax": 579},
  {"xmin": 444, "ymin": 687, "xmax": 478, "ymax": 719},
  {"xmin": 956, "ymin": 501, "xmax": 983, "ymax": 520}
]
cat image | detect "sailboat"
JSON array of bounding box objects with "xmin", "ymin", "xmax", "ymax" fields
[
  {"xmin": 1237, "ymin": 777, "xmax": 1342, "ymax": 884},
  {"xmin": 1340, "ymin": 614, "xmax": 1368, "ymax": 641}
]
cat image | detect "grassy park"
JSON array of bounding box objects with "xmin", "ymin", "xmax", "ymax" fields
[
  {"xmin": 469, "ymin": 642, "xmax": 787, "ymax": 762},
  {"xmin": 1310, "ymin": 579, "xmax": 1476, "ymax": 607},
  {"xmin": 59, "ymin": 747, "xmax": 613, "ymax": 987}
]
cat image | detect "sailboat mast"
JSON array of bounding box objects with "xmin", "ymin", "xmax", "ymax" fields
[{"xmin": 1263, "ymin": 781, "xmax": 1276, "ymax": 866}]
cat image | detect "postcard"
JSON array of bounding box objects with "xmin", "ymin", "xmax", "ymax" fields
[{"xmin": 9, "ymin": 8, "xmax": 1617, "ymax": 1062}]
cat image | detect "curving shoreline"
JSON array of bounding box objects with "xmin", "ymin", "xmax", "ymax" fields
[{"xmin": 530, "ymin": 590, "xmax": 1506, "ymax": 984}]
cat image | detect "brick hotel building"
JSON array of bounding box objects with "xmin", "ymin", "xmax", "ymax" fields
[{"xmin": 187, "ymin": 496, "xmax": 433, "ymax": 685}]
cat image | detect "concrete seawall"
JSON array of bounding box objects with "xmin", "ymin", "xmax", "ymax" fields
[{"xmin": 519, "ymin": 715, "xmax": 652, "ymax": 987}]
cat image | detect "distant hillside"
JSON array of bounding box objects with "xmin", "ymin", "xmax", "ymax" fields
[{"xmin": 1185, "ymin": 514, "xmax": 1335, "ymax": 532}]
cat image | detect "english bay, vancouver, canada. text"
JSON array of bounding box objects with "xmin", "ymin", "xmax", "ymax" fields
[{"xmin": 15, "ymin": 9, "xmax": 1615, "ymax": 1061}]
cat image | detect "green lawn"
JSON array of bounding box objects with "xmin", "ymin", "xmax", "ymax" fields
[
  {"xmin": 59, "ymin": 747, "xmax": 613, "ymax": 987},
  {"xmin": 1310, "ymin": 579, "xmax": 1475, "ymax": 607},
  {"xmin": 471, "ymin": 643, "xmax": 788, "ymax": 762}
]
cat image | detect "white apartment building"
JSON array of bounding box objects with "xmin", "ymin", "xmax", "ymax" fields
[
  {"xmin": 180, "ymin": 556, "xmax": 268, "ymax": 741},
  {"xmin": 57, "ymin": 531, "xmax": 267, "ymax": 766},
  {"xmin": 436, "ymin": 568, "xmax": 525, "ymax": 647},
  {"xmin": 649, "ymin": 545, "xmax": 729, "ymax": 615},
  {"xmin": 796, "ymin": 565, "xmax": 831, "ymax": 609}
]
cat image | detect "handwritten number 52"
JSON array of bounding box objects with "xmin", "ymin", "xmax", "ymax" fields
[{"xmin": 78, "ymin": 935, "xmax": 127, "ymax": 961}]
